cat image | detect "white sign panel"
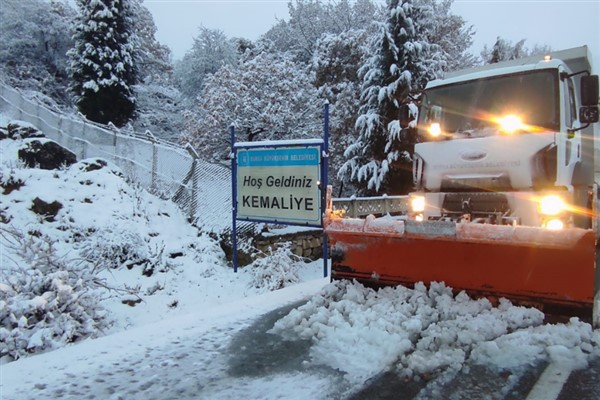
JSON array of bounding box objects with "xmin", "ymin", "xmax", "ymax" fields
[{"xmin": 236, "ymin": 145, "xmax": 322, "ymax": 226}]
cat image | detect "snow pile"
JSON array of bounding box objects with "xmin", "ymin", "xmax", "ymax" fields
[{"xmin": 270, "ymin": 280, "xmax": 600, "ymax": 384}]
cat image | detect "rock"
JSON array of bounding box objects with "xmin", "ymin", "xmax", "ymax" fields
[
  {"xmin": 18, "ymin": 139, "xmax": 77, "ymax": 170},
  {"xmin": 78, "ymin": 158, "xmax": 108, "ymax": 172},
  {"xmin": 1, "ymin": 177, "xmax": 25, "ymax": 195},
  {"xmin": 74, "ymin": 158, "xmax": 125, "ymax": 178},
  {"xmin": 30, "ymin": 197, "xmax": 63, "ymax": 222},
  {"xmin": 6, "ymin": 121, "xmax": 45, "ymax": 140}
]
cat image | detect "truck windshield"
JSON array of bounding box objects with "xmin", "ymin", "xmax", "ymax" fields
[{"xmin": 418, "ymin": 69, "xmax": 559, "ymax": 138}]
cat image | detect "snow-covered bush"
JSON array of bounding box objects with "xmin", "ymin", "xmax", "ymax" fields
[
  {"xmin": 249, "ymin": 243, "xmax": 302, "ymax": 293},
  {"xmin": 78, "ymin": 224, "xmax": 167, "ymax": 277},
  {"xmin": 0, "ymin": 227, "xmax": 109, "ymax": 362}
]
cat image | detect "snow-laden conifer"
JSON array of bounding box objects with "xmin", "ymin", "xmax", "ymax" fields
[
  {"xmin": 68, "ymin": 0, "xmax": 137, "ymax": 127},
  {"xmin": 339, "ymin": 0, "xmax": 441, "ymax": 195}
]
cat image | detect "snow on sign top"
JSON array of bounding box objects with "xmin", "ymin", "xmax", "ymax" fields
[{"xmin": 234, "ymin": 138, "xmax": 324, "ymax": 148}]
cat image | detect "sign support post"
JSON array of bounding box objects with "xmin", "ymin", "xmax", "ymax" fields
[
  {"xmin": 230, "ymin": 125, "xmax": 239, "ymax": 273},
  {"xmin": 322, "ymin": 102, "xmax": 329, "ymax": 278}
]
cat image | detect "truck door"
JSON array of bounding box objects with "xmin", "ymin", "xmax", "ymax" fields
[{"xmin": 556, "ymin": 73, "xmax": 582, "ymax": 188}]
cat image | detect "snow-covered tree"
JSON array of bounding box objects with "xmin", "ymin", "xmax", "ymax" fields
[
  {"xmin": 173, "ymin": 27, "xmax": 238, "ymax": 102},
  {"xmin": 183, "ymin": 50, "xmax": 322, "ymax": 161},
  {"xmin": 0, "ymin": 0, "xmax": 77, "ymax": 104},
  {"xmin": 312, "ymin": 29, "xmax": 370, "ymax": 190},
  {"xmin": 128, "ymin": 0, "xmax": 172, "ymax": 83},
  {"xmin": 262, "ymin": 0, "xmax": 382, "ymax": 63},
  {"xmin": 422, "ymin": 0, "xmax": 477, "ymax": 72},
  {"xmin": 68, "ymin": 0, "xmax": 137, "ymax": 127},
  {"xmin": 339, "ymin": 0, "xmax": 441, "ymax": 195},
  {"xmin": 123, "ymin": 0, "xmax": 184, "ymax": 139},
  {"xmin": 482, "ymin": 37, "xmax": 552, "ymax": 64}
]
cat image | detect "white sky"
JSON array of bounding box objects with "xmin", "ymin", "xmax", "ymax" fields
[{"xmin": 146, "ymin": 0, "xmax": 600, "ymax": 70}]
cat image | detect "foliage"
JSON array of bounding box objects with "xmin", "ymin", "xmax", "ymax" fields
[
  {"xmin": 262, "ymin": 0, "xmax": 383, "ymax": 63},
  {"xmin": 0, "ymin": 0, "xmax": 77, "ymax": 104},
  {"xmin": 312, "ymin": 29, "xmax": 369, "ymax": 190},
  {"xmin": 128, "ymin": 0, "xmax": 172, "ymax": 84},
  {"xmin": 423, "ymin": 0, "xmax": 477, "ymax": 72},
  {"xmin": 120, "ymin": 0, "xmax": 182, "ymax": 138},
  {"xmin": 68, "ymin": 0, "xmax": 137, "ymax": 126},
  {"xmin": 131, "ymin": 82, "xmax": 185, "ymax": 141},
  {"xmin": 184, "ymin": 49, "xmax": 322, "ymax": 161},
  {"xmin": 173, "ymin": 27, "xmax": 239, "ymax": 102},
  {"xmin": 482, "ymin": 37, "xmax": 552, "ymax": 64},
  {"xmin": 0, "ymin": 227, "xmax": 110, "ymax": 361},
  {"xmin": 249, "ymin": 243, "xmax": 302, "ymax": 293}
]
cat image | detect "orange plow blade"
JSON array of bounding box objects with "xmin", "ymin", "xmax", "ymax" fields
[{"xmin": 325, "ymin": 215, "xmax": 598, "ymax": 321}]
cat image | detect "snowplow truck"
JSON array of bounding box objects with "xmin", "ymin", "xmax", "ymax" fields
[{"xmin": 325, "ymin": 46, "xmax": 600, "ymax": 326}]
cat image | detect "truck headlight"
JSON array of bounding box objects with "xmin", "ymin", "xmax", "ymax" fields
[
  {"xmin": 544, "ymin": 219, "xmax": 564, "ymax": 230},
  {"xmin": 411, "ymin": 195, "xmax": 425, "ymax": 213},
  {"xmin": 539, "ymin": 195, "xmax": 566, "ymax": 216},
  {"xmin": 428, "ymin": 123, "xmax": 442, "ymax": 138},
  {"xmin": 498, "ymin": 115, "xmax": 523, "ymax": 134}
]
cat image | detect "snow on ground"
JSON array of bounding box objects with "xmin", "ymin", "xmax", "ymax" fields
[
  {"xmin": 1, "ymin": 279, "xmax": 330, "ymax": 400},
  {"xmin": 3, "ymin": 278, "xmax": 599, "ymax": 399}
]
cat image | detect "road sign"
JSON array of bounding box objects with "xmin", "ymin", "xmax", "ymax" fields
[{"xmin": 234, "ymin": 143, "xmax": 322, "ymax": 227}]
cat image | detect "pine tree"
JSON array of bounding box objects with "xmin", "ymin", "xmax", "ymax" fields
[
  {"xmin": 68, "ymin": 0, "xmax": 136, "ymax": 127},
  {"xmin": 339, "ymin": 0, "xmax": 439, "ymax": 195}
]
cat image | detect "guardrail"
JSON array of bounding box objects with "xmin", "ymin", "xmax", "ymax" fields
[{"xmin": 332, "ymin": 195, "xmax": 409, "ymax": 218}]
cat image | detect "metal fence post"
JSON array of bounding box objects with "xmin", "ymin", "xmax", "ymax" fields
[
  {"xmin": 107, "ymin": 121, "xmax": 118, "ymax": 148},
  {"xmin": 185, "ymin": 144, "xmax": 200, "ymax": 222},
  {"xmin": 18, "ymin": 95, "xmax": 24, "ymax": 120},
  {"xmin": 73, "ymin": 137, "xmax": 87, "ymax": 159},
  {"xmin": 147, "ymin": 130, "xmax": 158, "ymax": 191}
]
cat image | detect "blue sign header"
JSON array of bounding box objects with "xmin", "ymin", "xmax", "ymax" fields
[{"xmin": 237, "ymin": 147, "xmax": 319, "ymax": 168}]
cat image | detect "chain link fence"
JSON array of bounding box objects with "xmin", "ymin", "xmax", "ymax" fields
[{"xmin": 0, "ymin": 82, "xmax": 249, "ymax": 235}]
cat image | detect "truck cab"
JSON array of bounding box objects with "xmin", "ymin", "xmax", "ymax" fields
[{"xmin": 408, "ymin": 46, "xmax": 599, "ymax": 230}]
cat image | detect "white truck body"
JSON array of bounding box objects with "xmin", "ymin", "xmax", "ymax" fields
[{"xmin": 411, "ymin": 46, "xmax": 598, "ymax": 229}]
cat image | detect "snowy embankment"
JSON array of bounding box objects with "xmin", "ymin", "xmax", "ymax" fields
[{"xmin": 0, "ymin": 116, "xmax": 323, "ymax": 363}]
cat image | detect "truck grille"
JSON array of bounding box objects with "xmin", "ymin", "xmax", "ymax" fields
[{"xmin": 441, "ymin": 192, "xmax": 510, "ymax": 215}]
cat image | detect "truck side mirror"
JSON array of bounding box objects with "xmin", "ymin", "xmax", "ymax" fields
[
  {"xmin": 579, "ymin": 75, "xmax": 599, "ymax": 124},
  {"xmin": 581, "ymin": 75, "xmax": 599, "ymax": 106}
]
